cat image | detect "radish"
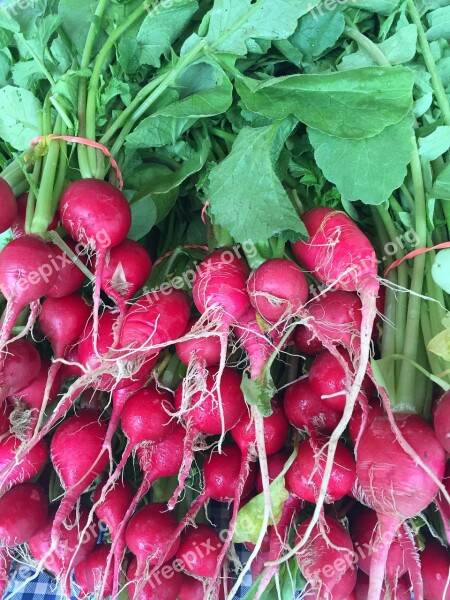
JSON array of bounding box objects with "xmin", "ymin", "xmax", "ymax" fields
[
  {"xmin": 28, "ymin": 507, "xmax": 99, "ymax": 598},
  {"xmin": 303, "ymin": 290, "xmax": 363, "ymax": 351},
  {"xmin": 175, "ymin": 524, "xmax": 223, "ymax": 578},
  {"xmin": 308, "ymin": 348, "xmax": 373, "ymax": 412},
  {"xmin": 293, "ymin": 324, "xmax": 324, "ymax": 355},
  {"xmin": 0, "ymin": 236, "xmax": 58, "ymax": 347},
  {"xmin": 421, "ymin": 539, "xmax": 450, "ymax": 600},
  {"xmin": 348, "ymin": 398, "xmax": 384, "ymax": 447},
  {"xmin": 170, "ymin": 366, "xmax": 246, "ymax": 509},
  {"xmin": 93, "ymin": 479, "xmax": 135, "ymax": 538},
  {"xmin": 0, "ymin": 402, "xmax": 12, "ymax": 435},
  {"xmin": 126, "ymin": 502, "xmax": 180, "ymax": 576},
  {"xmin": 0, "ymin": 551, "xmax": 10, "ymax": 600},
  {"xmin": 97, "ymin": 238, "xmax": 152, "ymax": 310},
  {"xmin": 354, "ymin": 571, "xmax": 412, "ymax": 600},
  {"xmin": 179, "ymin": 575, "xmax": 204, "ymax": 600},
  {"xmin": 286, "ymin": 437, "xmax": 356, "ymax": 504},
  {"xmin": 234, "ymin": 307, "xmax": 285, "ymax": 379},
  {"xmin": 247, "ymin": 258, "xmax": 308, "ymax": 324},
  {"xmin": 356, "ymin": 413, "xmax": 446, "ymax": 600},
  {"xmin": 49, "ymin": 410, "xmax": 108, "ymax": 545},
  {"xmin": 232, "ymin": 399, "xmax": 289, "ymax": 457},
  {"xmin": 176, "ymin": 318, "xmax": 221, "ymax": 367},
  {"xmin": 46, "ymin": 240, "xmax": 88, "ymax": 298},
  {"xmin": 126, "ymin": 556, "xmax": 183, "ymax": 600},
  {"xmin": 102, "ymin": 424, "xmax": 186, "ymax": 599},
  {"xmin": 0, "ymin": 179, "xmax": 17, "ymax": 234},
  {"xmin": 120, "ymin": 287, "xmax": 191, "ymax": 358},
  {"xmin": 74, "ymin": 543, "xmax": 113, "ymax": 598},
  {"xmin": 283, "ymin": 378, "xmax": 341, "ymax": 437},
  {"xmin": 60, "ymin": 178, "xmax": 132, "ymax": 351},
  {"xmin": 296, "ymin": 515, "xmax": 357, "ymax": 600},
  {"xmin": 348, "ymin": 505, "xmax": 406, "ymax": 582},
  {"xmin": 0, "ymin": 339, "xmax": 41, "ymax": 401},
  {"xmin": 0, "ymin": 435, "xmax": 48, "ymax": 492},
  {"xmin": 255, "ymin": 450, "xmax": 290, "ymax": 493},
  {"xmin": 0, "ymin": 482, "xmax": 48, "ymax": 544},
  {"xmin": 59, "ymin": 344, "xmax": 84, "ymax": 380},
  {"xmin": 434, "ymin": 390, "xmax": 450, "ymax": 453}
]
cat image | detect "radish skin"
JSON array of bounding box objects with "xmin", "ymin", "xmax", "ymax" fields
[
  {"xmin": 0, "ymin": 180, "xmax": 17, "ymax": 234},
  {"xmin": 434, "ymin": 390, "xmax": 450, "ymax": 453}
]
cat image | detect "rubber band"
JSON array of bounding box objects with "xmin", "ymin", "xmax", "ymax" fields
[
  {"xmin": 30, "ymin": 134, "xmax": 124, "ymax": 190},
  {"xmin": 384, "ymin": 241, "xmax": 450, "ymax": 276},
  {"xmin": 153, "ymin": 244, "xmax": 209, "ymax": 268},
  {"xmin": 201, "ymin": 201, "xmax": 210, "ymax": 223}
]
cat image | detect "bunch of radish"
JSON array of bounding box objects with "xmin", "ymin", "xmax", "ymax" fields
[{"xmin": 0, "ymin": 169, "xmax": 448, "ymax": 600}]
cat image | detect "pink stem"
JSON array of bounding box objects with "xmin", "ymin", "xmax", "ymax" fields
[
  {"xmin": 0, "ymin": 301, "xmax": 23, "ymax": 352},
  {"xmin": 398, "ymin": 524, "xmax": 424, "ymax": 600},
  {"xmin": 167, "ymin": 426, "xmax": 197, "ymax": 510},
  {"xmin": 368, "ymin": 513, "xmax": 399, "ymax": 600}
]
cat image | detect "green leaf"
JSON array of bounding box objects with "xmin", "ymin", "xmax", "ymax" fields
[
  {"xmin": 236, "ymin": 67, "xmax": 414, "ymax": 139},
  {"xmin": 128, "ymin": 197, "xmax": 158, "ymax": 242},
  {"xmin": 288, "ymin": 6, "xmax": 345, "ymax": 62},
  {"xmin": 308, "ymin": 114, "xmax": 414, "ymax": 205},
  {"xmin": 432, "ymin": 162, "xmax": 450, "ymax": 200},
  {"xmin": 339, "ymin": 25, "xmax": 417, "ymax": 70},
  {"xmin": 125, "ymin": 62, "xmax": 232, "ymax": 148},
  {"xmin": 241, "ymin": 371, "xmax": 276, "ymax": 417},
  {"xmin": 233, "ymin": 476, "xmax": 289, "ymax": 544},
  {"xmin": 207, "ymin": 120, "xmax": 307, "ymax": 244},
  {"xmin": 427, "ymin": 6, "xmax": 450, "ymax": 42},
  {"xmin": 419, "ymin": 126, "xmax": 450, "ymax": 161},
  {"xmin": 352, "ymin": 0, "xmax": 401, "ymax": 15},
  {"xmin": 204, "ymin": 0, "xmax": 319, "ymax": 55},
  {"xmin": 428, "ymin": 327, "xmax": 450, "ymax": 362},
  {"xmin": 136, "ymin": 0, "xmax": 198, "ymax": 67},
  {"xmin": 58, "ymin": 0, "xmax": 97, "ymax": 53},
  {"xmin": 0, "ymin": 86, "xmax": 41, "ymax": 150},
  {"xmin": 432, "ymin": 249, "xmax": 450, "ymax": 295}
]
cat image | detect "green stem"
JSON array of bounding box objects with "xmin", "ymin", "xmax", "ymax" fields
[
  {"xmin": 85, "ymin": 3, "xmax": 147, "ymax": 175},
  {"xmin": 396, "ymin": 142, "xmax": 428, "ymax": 412},
  {"xmin": 344, "ymin": 25, "xmax": 391, "ymax": 67},
  {"xmin": 49, "ymin": 96, "xmax": 74, "ymax": 130},
  {"xmin": 77, "ymin": 0, "xmax": 110, "ymax": 178},
  {"xmin": 52, "ymin": 124, "xmax": 68, "ymax": 212},
  {"xmin": 24, "ymin": 158, "xmax": 42, "ymax": 233},
  {"xmin": 30, "ymin": 117, "xmax": 63, "ymax": 235},
  {"xmin": 407, "ymin": 0, "xmax": 450, "ymax": 127}
]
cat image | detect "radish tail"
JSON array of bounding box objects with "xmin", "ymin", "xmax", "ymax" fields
[
  {"xmin": 0, "ymin": 301, "xmax": 24, "ymax": 352},
  {"xmin": 367, "ymin": 513, "xmax": 399, "ymax": 600},
  {"xmin": 0, "ymin": 549, "xmax": 11, "ymax": 599},
  {"xmin": 93, "ymin": 249, "xmax": 106, "ymax": 358},
  {"xmin": 6, "ymin": 301, "xmax": 40, "ymax": 346},
  {"xmin": 398, "ymin": 524, "xmax": 424, "ymax": 600},
  {"xmin": 167, "ymin": 426, "xmax": 197, "ymax": 510}
]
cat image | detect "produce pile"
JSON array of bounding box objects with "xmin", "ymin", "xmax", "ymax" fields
[{"xmin": 0, "ymin": 0, "xmax": 450, "ymax": 598}]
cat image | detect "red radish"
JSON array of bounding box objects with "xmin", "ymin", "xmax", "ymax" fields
[
  {"xmin": 60, "ymin": 178, "xmax": 131, "ymax": 351},
  {"xmin": 291, "ymin": 208, "xmax": 380, "ymax": 551},
  {"xmin": 175, "ymin": 524, "xmax": 223, "ymax": 578},
  {"xmin": 255, "ymin": 450, "xmax": 290, "ymax": 493},
  {"xmin": 232, "ymin": 400, "xmax": 289, "ymax": 457},
  {"xmin": 93, "ymin": 479, "xmax": 135, "ymax": 539},
  {"xmin": 176, "ymin": 318, "xmax": 221, "ymax": 367},
  {"xmin": 0, "ymin": 339, "xmax": 41, "ymax": 400},
  {"xmin": 348, "ymin": 398, "xmax": 384, "ymax": 446},
  {"xmin": 0, "ymin": 435, "xmax": 47, "ymax": 492},
  {"xmin": 247, "ymin": 258, "xmax": 308, "ymax": 324},
  {"xmin": 0, "ymin": 179, "xmax": 17, "ymax": 234},
  {"xmin": 74, "ymin": 543, "xmax": 113, "ymax": 598},
  {"xmin": 120, "ymin": 287, "xmax": 190, "ymax": 357},
  {"xmin": 348, "ymin": 505, "xmax": 406, "ymax": 581},
  {"xmin": 0, "ymin": 551, "xmax": 10, "ymax": 600},
  {"xmin": 46, "ymin": 240, "xmax": 87, "ymax": 298},
  {"xmin": 0, "ymin": 482, "xmax": 48, "ymax": 545},
  {"xmin": 304, "ymin": 291, "xmax": 362, "ymax": 351},
  {"xmin": 309, "ymin": 348, "xmax": 373, "ymax": 412},
  {"xmin": 293, "ymin": 324, "xmax": 324, "ymax": 355},
  {"xmin": 97, "ymin": 238, "xmax": 152, "ymax": 306},
  {"xmin": 354, "ymin": 571, "xmax": 411, "ymax": 600},
  {"xmin": 50, "ymin": 411, "xmax": 108, "ymax": 545},
  {"xmin": 59, "ymin": 344, "xmax": 84, "ymax": 380},
  {"xmin": 284, "ymin": 378, "xmax": 341, "ymax": 436},
  {"xmin": 0, "ymin": 402, "xmax": 12, "ymax": 435},
  {"xmin": 434, "ymin": 391, "xmax": 450, "ymax": 453},
  {"xmin": 12, "ymin": 194, "xmax": 59, "ymax": 237},
  {"xmin": 103, "ymin": 424, "xmax": 186, "ymax": 599},
  {"xmin": 421, "ymin": 539, "xmax": 450, "ymax": 600},
  {"xmin": 286, "ymin": 438, "xmax": 356, "ymax": 503},
  {"xmin": 296, "ymin": 515, "xmax": 357, "ymax": 600},
  {"xmin": 28, "ymin": 507, "xmax": 99, "ymax": 598},
  {"xmin": 126, "ymin": 557, "xmax": 183, "ymax": 600},
  {"xmin": 126, "ymin": 502, "xmax": 180, "ymax": 575},
  {"xmin": 0, "ymin": 236, "xmax": 58, "ymax": 347},
  {"xmin": 170, "ymin": 366, "xmax": 246, "ymax": 509},
  {"xmin": 179, "ymin": 575, "xmax": 204, "ymax": 600},
  {"xmin": 234, "ymin": 307, "xmax": 286, "ymax": 379},
  {"xmin": 356, "ymin": 413, "xmax": 446, "ymax": 600},
  {"xmin": 39, "ymin": 294, "xmax": 90, "ymax": 359}
]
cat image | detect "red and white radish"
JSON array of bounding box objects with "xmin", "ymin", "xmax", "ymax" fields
[
  {"xmin": 176, "ymin": 318, "xmax": 221, "ymax": 367},
  {"xmin": 421, "ymin": 539, "xmax": 450, "ymax": 600},
  {"xmin": 434, "ymin": 390, "xmax": 450, "ymax": 453},
  {"xmin": 74, "ymin": 543, "xmax": 113, "ymax": 599},
  {"xmin": 46, "ymin": 240, "xmax": 87, "ymax": 298},
  {"xmin": 0, "ymin": 435, "xmax": 48, "ymax": 492},
  {"xmin": 175, "ymin": 524, "xmax": 223, "ymax": 578},
  {"xmin": 0, "ymin": 339, "xmax": 41, "ymax": 401},
  {"xmin": 126, "ymin": 556, "xmax": 183, "ymax": 600}
]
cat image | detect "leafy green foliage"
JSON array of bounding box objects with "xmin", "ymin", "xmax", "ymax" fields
[{"xmin": 0, "ymin": 86, "xmax": 41, "ymax": 149}]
